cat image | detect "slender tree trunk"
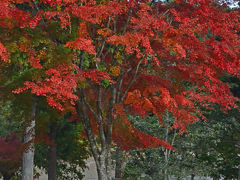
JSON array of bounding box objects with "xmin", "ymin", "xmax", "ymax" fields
[
  {"xmin": 238, "ymin": 165, "xmax": 240, "ymax": 180},
  {"xmin": 21, "ymin": 101, "xmax": 36, "ymax": 180},
  {"xmin": 191, "ymin": 174, "xmax": 195, "ymax": 180},
  {"xmin": 163, "ymin": 111, "xmax": 171, "ymax": 180},
  {"xmin": 115, "ymin": 148, "xmax": 124, "ymax": 179},
  {"xmin": 48, "ymin": 123, "xmax": 57, "ymax": 180},
  {"xmin": 163, "ymin": 170, "xmax": 168, "ymax": 180}
]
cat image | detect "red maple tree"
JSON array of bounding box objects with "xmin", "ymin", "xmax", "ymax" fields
[{"xmin": 0, "ymin": 0, "xmax": 239, "ymax": 179}]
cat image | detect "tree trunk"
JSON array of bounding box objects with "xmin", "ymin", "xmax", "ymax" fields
[
  {"xmin": 191, "ymin": 174, "xmax": 195, "ymax": 180},
  {"xmin": 163, "ymin": 170, "xmax": 168, "ymax": 180},
  {"xmin": 238, "ymin": 165, "xmax": 240, "ymax": 180},
  {"xmin": 48, "ymin": 123, "xmax": 57, "ymax": 180},
  {"xmin": 21, "ymin": 101, "xmax": 36, "ymax": 180},
  {"xmin": 106, "ymin": 150, "xmax": 114, "ymax": 179},
  {"xmin": 115, "ymin": 148, "xmax": 124, "ymax": 179},
  {"xmin": 75, "ymin": 88, "xmax": 116, "ymax": 180},
  {"xmin": 95, "ymin": 153, "xmax": 112, "ymax": 180}
]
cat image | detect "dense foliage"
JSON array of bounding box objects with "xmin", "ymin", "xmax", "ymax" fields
[{"xmin": 0, "ymin": 0, "xmax": 239, "ymax": 179}]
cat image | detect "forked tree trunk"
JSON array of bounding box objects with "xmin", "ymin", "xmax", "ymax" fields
[
  {"xmin": 48, "ymin": 123, "xmax": 57, "ymax": 180},
  {"xmin": 75, "ymin": 101, "xmax": 112, "ymax": 180},
  {"xmin": 74, "ymin": 82, "xmax": 120, "ymax": 180},
  {"xmin": 74, "ymin": 86, "xmax": 117, "ymax": 180},
  {"xmin": 21, "ymin": 102, "xmax": 36, "ymax": 180}
]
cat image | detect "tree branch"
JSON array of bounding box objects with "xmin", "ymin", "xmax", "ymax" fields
[
  {"xmin": 96, "ymin": 86, "xmax": 107, "ymax": 151},
  {"xmin": 84, "ymin": 99, "xmax": 101, "ymax": 123},
  {"xmin": 116, "ymin": 79, "xmax": 123, "ymax": 103},
  {"xmin": 75, "ymin": 90, "xmax": 100, "ymax": 160},
  {"xmin": 82, "ymin": 87, "xmax": 107, "ymax": 152},
  {"xmin": 97, "ymin": 16, "xmax": 111, "ymax": 58},
  {"xmin": 122, "ymin": 7, "xmax": 132, "ymax": 35},
  {"xmin": 113, "ymin": 16, "xmax": 117, "ymax": 33},
  {"xmin": 168, "ymin": 129, "xmax": 176, "ymax": 157},
  {"xmin": 120, "ymin": 58, "xmax": 143, "ymax": 102},
  {"xmin": 106, "ymin": 86, "xmax": 116, "ymax": 145}
]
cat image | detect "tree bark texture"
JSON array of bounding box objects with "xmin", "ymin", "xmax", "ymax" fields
[
  {"xmin": 95, "ymin": 154, "xmax": 111, "ymax": 180},
  {"xmin": 21, "ymin": 101, "xmax": 36, "ymax": 180},
  {"xmin": 47, "ymin": 123, "xmax": 57, "ymax": 180}
]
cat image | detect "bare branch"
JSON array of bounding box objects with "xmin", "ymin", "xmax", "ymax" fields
[
  {"xmin": 80, "ymin": 51, "xmax": 84, "ymax": 70},
  {"xmin": 120, "ymin": 58, "xmax": 143, "ymax": 102},
  {"xmin": 106, "ymin": 87, "xmax": 116, "ymax": 145},
  {"xmin": 168, "ymin": 129, "xmax": 176, "ymax": 157},
  {"xmin": 103, "ymin": 66, "xmax": 131, "ymax": 103},
  {"xmin": 96, "ymin": 86, "xmax": 107, "ymax": 151},
  {"xmin": 82, "ymin": 87, "xmax": 107, "ymax": 152},
  {"xmin": 116, "ymin": 79, "xmax": 123, "ymax": 103},
  {"xmin": 97, "ymin": 86, "xmax": 103, "ymax": 118},
  {"xmin": 161, "ymin": 9, "xmax": 170, "ymax": 17},
  {"xmin": 84, "ymin": 99, "xmax": 101, "ymax": 123},
  {"xmin": 113, "ymin": 16, "xmax": 117, "ymax": 33},
  {"xmin": 97, "ymin": 16, "xmax": 111, "ymax": 58},
  {"xmin": 122, "ymin": 7, "xmax": 133, "ymax": 35},
  {"xmin": 75, "ymin": 91, "xmax": 100, "ymax": 159}
]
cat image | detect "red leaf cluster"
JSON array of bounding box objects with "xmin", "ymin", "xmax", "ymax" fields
[
  {"xmin": 0, "ymin": 42, "xmax": 9, "ymax": 62},
  {"xmin": 2, "ymin": 0, "xmax": 240, "ymax": 150},
  {"xmin": 112, "ymin": 103, "xmax": 173, "ymax": 150},
  {"xmin": 13, "ymin": 65, "xmax": 78, "ymax": 111}
]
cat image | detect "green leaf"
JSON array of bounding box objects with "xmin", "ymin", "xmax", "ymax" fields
[
  {"xmin": 102, "ymin": 79, "xmax": 110, "ymax": 88},
  {"xmin": 99, "ymin": 64, "xmax": 106, "ymax": 72},
  {"xmin": 22, "ymin": 53, "xmax": 27, "ymax": 59},
  {"xmin": 110, "ymin": 48, "xmax": 114, "ymax": 54},
  {"xmin": 57, "ymin": 5, "xmax": 61, "ymax": 11},
  {"xmin": 84, "ymin": 59, "xmax": 89, "ymax": 68},
  {"xmin": 170, "ymin": 50, "xmax": 176, "ymax": 56}
]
